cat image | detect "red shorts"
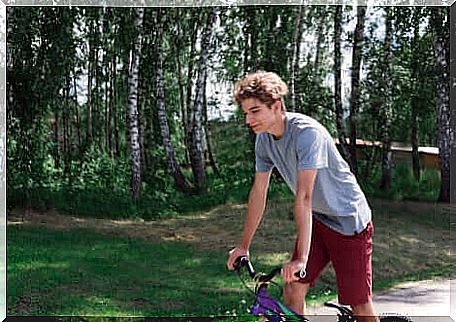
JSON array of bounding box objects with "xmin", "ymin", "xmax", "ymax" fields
[{"xmin": 292, "ymin": 217, "xmax": 374, "ymax": 305}]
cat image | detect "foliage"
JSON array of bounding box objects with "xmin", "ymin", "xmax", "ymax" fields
[
  {"xmin": 360, "ymin": 162, "xmax": 440, "ymax": 202},
  {"xmin": 6, "ymin": 6, "xmax": 447, "ymax": 220}
]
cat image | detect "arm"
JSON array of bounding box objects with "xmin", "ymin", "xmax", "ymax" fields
[
  {"xmin": 227, "ymin": 171, "xmax": 271, "ymax": 270},
  {"xmin": 282, "ymin": 169, "xmax": 317, "ymax": 282}
]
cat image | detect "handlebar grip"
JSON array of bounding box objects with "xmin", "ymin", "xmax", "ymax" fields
[
  {"xmin": 233, "ymin": 256, "xmax": 248, "ymax": 270},
  {"xmin": 233, "ymin": 256, "xmax": 256, "ymax": 278}
]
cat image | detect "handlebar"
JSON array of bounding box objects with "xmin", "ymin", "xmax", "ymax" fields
[{"xmin": 233, "ymin": 256, "xmax": 306, "ymax": 282}]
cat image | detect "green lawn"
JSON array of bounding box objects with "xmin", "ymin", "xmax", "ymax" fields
[
  {"xmin": 7, "ymin": 199, "xmax": 455, "ymax": 318},
  {"xmin": 8, "ymin": 225, "xmax": 251, "ymax": 317}
]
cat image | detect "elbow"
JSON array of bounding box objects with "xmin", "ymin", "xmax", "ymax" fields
[
  {"xmin": 295, "ymin": 192, "xmax": 312, "ymax": 210},
  {"xmin": 295, "ymin": 190, "xmax": 312, "ymax": 204}
]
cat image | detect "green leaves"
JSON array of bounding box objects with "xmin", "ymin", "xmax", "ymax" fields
[{"xmin": 6, "ymin": 6, "xmax": 446, "ymax": 218}]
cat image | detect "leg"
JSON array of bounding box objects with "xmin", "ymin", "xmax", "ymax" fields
[
  {"xmin": 324, "ymin": 222, "xmax": 377, "ymax": 321},
  {"xmin": 287, "ymin": 217, "xmax": 330, "ymax": 316},
  {"xmin": 352, "ymin": 299, "xmax": 379, "ymax": 322},
  {"xmin": 284, "ymin": 282, "xmax": 310, "ymax": 315}
]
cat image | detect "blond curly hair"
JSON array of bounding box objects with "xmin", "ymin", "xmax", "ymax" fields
[{"xmin": 233, "ymin": 70, "xmax": 288, "ymax": 109}]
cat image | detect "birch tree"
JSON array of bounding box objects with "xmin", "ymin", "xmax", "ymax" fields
[
  {"xmin": 127, "ymin": 7, "xmax": 144, "ymax": 200},
  {"xmin": 155, "ymin": 11, "xmax": 194, "ymax": 194},
  {"xmin": 190, "ymin": 8, "xmax": 216, "ymax": 193},
  {"xmin": 379, "ymin": 7, "xmax": 394, "ymax": 191}
]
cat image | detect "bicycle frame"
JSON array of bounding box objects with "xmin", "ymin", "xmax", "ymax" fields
[
  {"xmin": 233, "ymin": 256, "xmax": 413, "ymax": 322},
  {"xmin": 233, "ymin": 256, "xmax": 309, "ymax": 322}
]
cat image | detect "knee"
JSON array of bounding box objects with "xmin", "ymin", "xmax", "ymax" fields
[
  {"xmin": 284, "ymin": 282, "xmax": 309, "ymax": 298},
  {"xmin": 351, "ymin": 300, "xmax": 376, "ymax": 316}
]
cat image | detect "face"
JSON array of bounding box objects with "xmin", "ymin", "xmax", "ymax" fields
[{"xmin": 241, "ymin": 98, "xmax": 281, "ymax": 134}]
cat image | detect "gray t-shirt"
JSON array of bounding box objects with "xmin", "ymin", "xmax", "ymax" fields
[{"xmin": 255, "ymin": 112, "xmax": 371, "ymax": 236}]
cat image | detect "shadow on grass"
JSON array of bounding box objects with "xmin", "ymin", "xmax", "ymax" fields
[
  {"xmin": 7, "ymin": 198, "xmax": 455, "ymax": 318},
  {"xmin": 7, "ymin": 225, "xmax": 256, "ymax": 318}
]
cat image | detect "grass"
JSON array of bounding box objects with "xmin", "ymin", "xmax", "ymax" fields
[
  {"xmin": 8, "ymin": 225, "xmax": 247, "ymax": 317},
  {"xmin": 7, "ymin": 198, "xmax": 455, "ymax": 318}
]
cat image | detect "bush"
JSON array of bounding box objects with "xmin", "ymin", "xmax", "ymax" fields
[{"xmin": 361, "ymin": 162, "xmax": 440, "ymax": 202}]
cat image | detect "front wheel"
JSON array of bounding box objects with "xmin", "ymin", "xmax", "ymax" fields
[{"xmin": 380, "ymin": 315, "xmax": 413, "ymax": 322}]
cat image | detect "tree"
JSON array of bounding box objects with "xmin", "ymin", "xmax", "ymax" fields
[
  {"xmin": 430, "ymin": 7, "xmax": 452, "ymax": 203},
  {"xmin": 410, "ymin": 7, "xmax": 422, "ymax": 181},
  {"xmin": 379, "ymin": 7, "xmax": 394, "ymax": 191},
  {"xmin": 290, "ymin": 5, "xmax": 305, "ymax": 113},
  {"xmin": 309, "ymin": 7, "xmax": 327, "ymax": 118},
  {"xmin": 333, "ymin": 5, "xmax": 350, "ymax": 163},
  {"xmin": 155, "ymin": 10, "xmax": 194, "ymax": 194},
  {"xmin": 348, "ymin": 5, "xmax": 366, "ymax": 177},
  {"xmin": 189, "ymin": 8, "xmax": 216, "ymax": 193},
  {"xmin": 127, "ymin": 7, "xmax": 145, "ymax": 200},
  {"xmin": 243, "ymin": 7, "xmax": 258, "ymax": 73}
]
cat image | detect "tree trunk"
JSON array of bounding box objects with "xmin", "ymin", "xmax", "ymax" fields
[
  {"xmin": 379, "ymin": 7, "xmax": 394, "ymax": 191},
  {"xmin": 54, "ymin": 111, "xmax": 60, "ymax": 168},
  {"xmin": 137, "ymin": 34, "xmax": 147, "ymax": 173},
  {"xmin": 175, "ymin": 9, "xmax": 189, "ymax": 166},
  {"xmin": 348, "ymin": 5, "xmax": 366, "ymax": 177},
  {"xmin": 334, "ymin": 5, "xmax": 350, "ymax": 164},
  {"xmin": 87, "ymin": 44, "xmax": 93, "ymax": 149},
  {"xmin": 127, "ymin": 7, "xmax": 145, "ymax": 200},
  {"xmin": 142, "ymin": 9, "xmax": 158, "ymax": 173},
  {"xmin": 112, "ymin": 54, "xmax": 120, "ymax": 158},
  {"xmin": 431, "ymin": 7, "xmax": 452, "ymax": 203},
  {"xmin": 206, "ymin": 122, "xmax": 219, "ymax": 176},
  {"xmin": 105, "ymin": 57, "xmax": 110, "ymax": 155},
  {"xmin": 243, "ymin": 8, "xmax": 251, "ymax": 74},
  {"xmin": 103, "ymin": 8, "xmax": 110, "ymax": 154},
  {"xmin": 310, "ymin": 9, "xmax": 326, "ymax": 118},
  {"xmin": 410, "ymin": 8, "xmax": 421, "ymax": 181},
  {"xmin": 290, "ymin": 5, "xmax": 305, "ymax": 113},
  {"xmin": 108, "ymin": 56, "xmax": 114, "ymax": 157},
  {"xmin": 265, "ymin": 9, "xmax": 277, "ymax": 68},
  {"xmin": 155, "ymin": 13, "xmax": 195, "ymax": 194},
  {"xmin": 450, "ymin": 4, "xmax": 456, "ymax": 204},
  {"xmin": 202, "ymin": 68, "xmax": 219, "ymax": 176},
  {"xmin": 185, "ymin": 10, "xmax": 200, "ymax": 166},
  {"xmin": 94, "ymin": 45, "xmax": 101, "ymax": 150},
  {"xmin": 190, "ymin": 9, "xmax": 216, "ymax": 193},
  {"xmin": 64, "ymin": 76, "xmax": 70, "ymax": 174},
  {"xmin": 73, "ymin": 66, "xmax": 82, "ymax": 150},
  {"xmin": 244, "ymin": 7, "xmax": 257, "ymax": 73}
]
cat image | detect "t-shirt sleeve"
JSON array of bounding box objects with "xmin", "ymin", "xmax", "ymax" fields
[
  {"xmin": 297, "ymin": 128, "xmax": 329, "ymax": 170},
  {"xmin": 255, "ymin": 136, "xmax": 274, "ymax": 172}
]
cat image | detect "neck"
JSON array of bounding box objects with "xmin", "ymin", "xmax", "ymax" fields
[{"xmin": 269, "ymin": 113, "xmax": 286, "ymax": 139}]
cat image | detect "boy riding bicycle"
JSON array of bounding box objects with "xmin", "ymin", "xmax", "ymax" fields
[{"xmin": 226, "ymin": 71, "xmax": 379, "ymax": 322}]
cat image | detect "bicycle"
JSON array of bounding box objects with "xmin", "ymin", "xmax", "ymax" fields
[{"xmin": 232, "ymin": 256, "xmax": 412, "ymax": 322}]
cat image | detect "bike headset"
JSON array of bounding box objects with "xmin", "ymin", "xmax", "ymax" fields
[{"xmin": 234, "ymin": 257, "xmax": 294, "ymax": 316}]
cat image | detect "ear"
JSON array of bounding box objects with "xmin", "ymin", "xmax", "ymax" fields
[{"xmin": 273, "ymin": 100, "xmax": 281, "ymax": 113}]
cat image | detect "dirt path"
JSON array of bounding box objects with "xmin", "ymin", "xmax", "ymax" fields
[{"xmin": 307, "ymin": 279, "xmax": 456, "ymax": 322}]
